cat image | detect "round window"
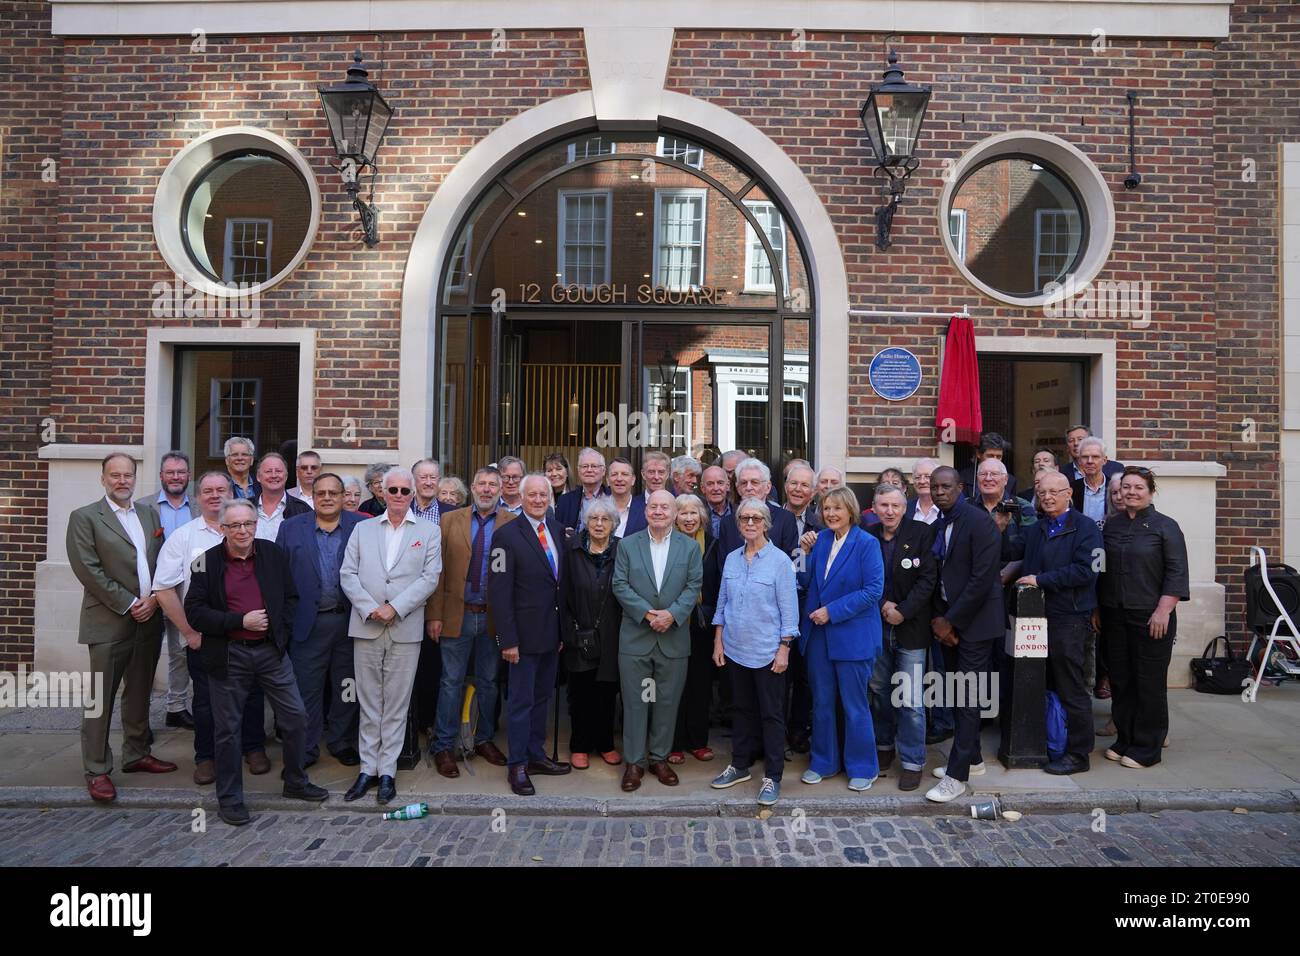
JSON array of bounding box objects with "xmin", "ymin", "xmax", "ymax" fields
[
  {"xmin": 948, "ymin": 156, "xmax": 1087, "ymax": 298},
  {"xmin": 180, "ymin": 150, "xmax": 312, "ymax": 286}
]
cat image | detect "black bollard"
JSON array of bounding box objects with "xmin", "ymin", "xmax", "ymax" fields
[{"xmin": 997, "ymin": 584, "xmax": 1049, "ymax": 769}]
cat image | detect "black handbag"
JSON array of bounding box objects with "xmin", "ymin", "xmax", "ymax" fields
[{"xmin": 1190, "ymin": 637, "xmax": 1253, "ymax": 695}]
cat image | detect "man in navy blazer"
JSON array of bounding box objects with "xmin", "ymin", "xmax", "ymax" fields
[
  {"xmin": 555, "ymin": 447, "xmax": 609, "ymax": 531},
  {"xmin": 275, "ymin": 473, "xmax": 365, "ymax": 766},
  {"xmin": 926, "ymin": 465, "xmax": 1005, "ymax": 803},
  {"xmin": 488, "ymin": 473, "xmax": 572, "ymax": 796}
]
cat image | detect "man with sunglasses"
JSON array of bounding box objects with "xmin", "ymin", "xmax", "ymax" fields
[{"xmin": 340, "ymin": 467, "xmax": 442, "ymax": 805}]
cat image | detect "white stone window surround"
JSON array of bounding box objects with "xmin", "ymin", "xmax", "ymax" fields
[
  {"xmin": 938, "ymin": 132, "xmax": 1115, "ymax": 309},
  {"xmin": 153, "ymin": 126, "xmax": 321, "ymax": 298}
]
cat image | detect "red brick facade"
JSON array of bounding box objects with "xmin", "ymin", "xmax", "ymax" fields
[{"xmin": 4, "ymin": 4, "xmax": 1295, "ymax": 662}]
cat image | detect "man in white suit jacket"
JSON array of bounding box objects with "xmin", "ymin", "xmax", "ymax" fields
[{"xmin": 340, "ymin": 466, "xmax": 442, "ymax": 805}]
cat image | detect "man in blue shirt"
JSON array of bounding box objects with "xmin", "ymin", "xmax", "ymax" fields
[
  {"xmin": 137, "ymin": 451, "xmax": 199, "ymax": 729},
  {"xmin": 1070, "ymin": 437, "xmax": 1113, "ymax": 525}
]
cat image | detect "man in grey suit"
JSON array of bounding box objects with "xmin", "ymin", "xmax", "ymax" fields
[
  {"xmin": 612, "ymin": 489, "xmax": 703, "ymax": 791},
  {"xmin": 136, "ymin": 450, "xmax": 200, "ymax": 730},
  {"xmin": 340, "ymin": 466, "xmax": 442, "ymax": 805},
  {"xmin": 68, "ymin": 452, "xmax": 179, "ymax": 802}
]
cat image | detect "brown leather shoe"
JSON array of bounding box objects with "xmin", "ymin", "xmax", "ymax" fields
[
  {"xmin": 621, "ymin": 764, "xmax": 644, "ymax": 792},
  {"xmin": 432, "ymin": 749, "xmax": 460, "ymax": 778},
  {"xmin": 245, "ymin": 751, "xmax": 271, "ymax": 775},
  {"xmin": 648, "ymin": 760, "xmax": 680, "ymax": 786},
  {"xmin": 87, "ymin": 774, "xmax": 116, "ymax": 802},
  {"xmin": 193, "ymin": 760, "xmax": 216, "ymax": 785},
  {"xmin": 474, "ymin": 741, "xmax": 507, "ymax": 766},
  {"xmin": 877, "ymin": 749, "xmax": 895, "ymax": 772},
  {"xmin": 122, "ymin": 754, "xmax": 178, "ymax": 774}
]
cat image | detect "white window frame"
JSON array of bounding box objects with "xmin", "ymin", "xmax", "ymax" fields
[
  {"xmin": 948, "ymin": 208, "xmax": 967, "ymax": 262},
  {"xmin": 742, "ymin": 199, "xmax": 788, "ymax": 294},
  {"xmin": 208, "ymin": 377, "xmax": 263, "ymax": 457},
  {"xmin": 1034, "ymin": 208, "xmax": 1081, "ymax": 291},
  {"xmin": 656, "ymin": 135, "xmax": 704, "ymax": 169},
  {"xmin": 556, "ymin": 189, "xmax": 613, "ymax": 287},
  {"xmin": 222, "ymin": 217, "xmax": 273, "ymax": 285},
  {"xmin": 642, "ymin": 366, "xmax": 692, "ymax": 452},
  {"xmin": 566, "ymin": 137, "xmax": 617, "ymax": 162},
  {"xmin": 653, "ymin": 188, "xmax": 708, "ymax": 291}
]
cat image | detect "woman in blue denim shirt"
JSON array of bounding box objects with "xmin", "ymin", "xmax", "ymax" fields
[{"xmin": 708, "ymin": 497, "xmax": 800, "ymax": 806}]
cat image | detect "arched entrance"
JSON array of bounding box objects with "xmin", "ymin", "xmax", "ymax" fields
[
  {"xmin": 432, "ymin": 130, "xmax": 815, "ymax": 475},
  {"xmin": 397, "ymin": 91, "xmax": 850, "ymax": 473}
]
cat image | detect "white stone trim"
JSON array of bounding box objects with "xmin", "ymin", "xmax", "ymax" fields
[
  {"xmin": 152, "ymin": 126, "xmax": 321, "ymax": 297},
  {"xmin": 399, "ymin": 89, "xmax": 852, "ymax": 472},
  {"xmin": 50, "ymin": 0, "xmax": 1232, "ymax": 39},
  {"xmin": 142, "ymin": 326, "xmax": 316, "ymax": 481},
  {"xmin": 972, "ymin": 334, "xmax": 1117, "ymax": 454},
  {"xmin": 37, "ymin": 443, "xmax": 145, "ymax": 460},
  {"xmin": 1282, "ymin": 143, "xmax": 1300, "ymax": 569},
  {"xmin": 939, "ymin": 132, "xmax": 1117, "ymax": 309}
]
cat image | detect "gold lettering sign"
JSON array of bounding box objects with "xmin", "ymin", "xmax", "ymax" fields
[{"xmin": 519, "ymin": 283, "xmax": 729, "ymax": 305}]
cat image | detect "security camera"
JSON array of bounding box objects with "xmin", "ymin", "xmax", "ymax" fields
[{"xmin": 1124, "ymin": 171, "xmax": 1141, "ymax": 190}]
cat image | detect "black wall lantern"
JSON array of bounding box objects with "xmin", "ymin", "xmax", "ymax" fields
[
  {"xmin": 859, "ymin": 49, "xmax": 931, "ymax": 251},
  {"xmin": 318, "ymin": 50, "xmax": 394, "ymax": 247}
]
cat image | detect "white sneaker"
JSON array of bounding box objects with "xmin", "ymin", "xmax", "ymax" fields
[
  {"xmin": 925, "ymin": 776, "xmax": 967, "ymax": 803},
  {"xmin": 932, "ymin": 761, "xmax": 984, "ymax": 779}
]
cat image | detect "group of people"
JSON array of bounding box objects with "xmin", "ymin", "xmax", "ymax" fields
[{"xmin": 66, "ymin": 423, "xmax": 1188, "ymax": 823}]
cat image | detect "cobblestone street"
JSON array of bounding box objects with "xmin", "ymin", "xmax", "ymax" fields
[{"xmin": 1, "ymin": 807, "xmax": 1296, "ymax": 867}]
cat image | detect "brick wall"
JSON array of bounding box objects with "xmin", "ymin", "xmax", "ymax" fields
[{"xmin": 0, "ymin": 2, "xmax": 59, "ymax": 664}]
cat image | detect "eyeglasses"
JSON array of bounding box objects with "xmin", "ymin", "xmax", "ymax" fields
[
  {"xmin": 738, "ymin": 515, "xmax": 765, "ymax": 524},
  {"xmin": 1039, "ymin": 488, "xmax": 1072, "ymax": 497},
  {"xmin": 386, "ymin": 486, "xmax": 413, "ymax": 496},
  {"xmin": 501, "ymin": 474, "xmax": 522, "ymax": 483},
  {"xmin": 222, "ymin": 521, "xmax": 257, "ymax": 531}
]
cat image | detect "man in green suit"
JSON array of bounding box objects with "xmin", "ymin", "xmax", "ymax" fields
[
  {"xmin": 67, "ymin": 452, "xmax": 178, "ymax": 802},
  {"xmin": 612, "ymin": 489, "xmax": 703, "ymax": 791}
]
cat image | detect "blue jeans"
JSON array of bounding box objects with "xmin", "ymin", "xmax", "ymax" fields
[
  {"xmin": 432, "ymin": 611, "xmax": 500, "ymax": 752},
  {"xmin": 868, "ymin": 633, "xmax": 928, "ymax": 771},
  {"xmin": 927, "ymin": 639, "xmax": 954, "ymax": 735}
]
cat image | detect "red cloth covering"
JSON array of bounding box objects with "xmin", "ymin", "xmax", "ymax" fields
[{"xmin": 935, "ymin": 315, "xmax": 983, "ymax": 446}]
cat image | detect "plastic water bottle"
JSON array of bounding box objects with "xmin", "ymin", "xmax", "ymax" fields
[{"xmin": 382, "ymin": 802, "xmax": 429, "ymax": 821}]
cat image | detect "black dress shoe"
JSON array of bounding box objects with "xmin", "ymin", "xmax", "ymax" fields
[
  {"xmin": 165, "ymin": 709, "xmax": 195, "ymax": 730},
  {"xmin": 377, "ymin": 775, "xmax": 397, "ymax": 805},
  {"xmin": 218, "ymin": 804, "xmax": 251, "ymax": 826},
  {"xmin": 1044, "ymin": 754, "xmax": 1090, "ymax": 776},
  {"xmin": 344, "ymin": 772, "xmax": 377, "ymax": 802},
  {"xmin": 526, "ymin": 757, "xmax": 571, "ymax": 776},
  {"xmin": 332, "ymin": 748, "xmax": 361, "ymax": 767},
  {"xmin": 508, "ymin": 765, "xmax": 535, "ymax": 796},
  {"xmin": 283, "ymin": 781, "xmax": 329, "ymax": 802}
]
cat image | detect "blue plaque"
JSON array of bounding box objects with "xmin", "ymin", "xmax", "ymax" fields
[{"xmin": 869, "ymin": 347, "xmax": 922, "ymax": 401}]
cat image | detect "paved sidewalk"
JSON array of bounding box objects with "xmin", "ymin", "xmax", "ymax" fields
[
  {"xmin": 1, "ymin": 684, "xmax": 1297, "ymax": 817},
  {"xmin": 2, "ymin": 807, "xmax": 1296, "ymax": 867}
]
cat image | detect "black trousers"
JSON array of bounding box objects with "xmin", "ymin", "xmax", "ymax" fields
[
  {"xmin": 413, "ymin": 634, "xmax": 443, "ymax": 732},
  {"xmin": 784, "ymin": 643, "xmax": 812, "ymax": 740},
  {"xmin": 674, "ymin": 618, "xmax": 715, "ymax": 751},
  {"xmin": 1046, "ymin": 612, "xmax": 1095, "ymax": 759},
  {"xmin": 567, "ymin": 668, "xmax": 618, "ymax": 754},
  {"xmin": 209, "ymin": 640, "xmax": 308, "ymax": 809},
  {"xmin": 727, "ymin": 657, "xmax": 787, "ymax": 780},
  {"xmin": 1102, "ymin": 605, "xmax": 1175, "ymax": 766},
  {"xmin": 941, "ymin": 637, "xmax": 993, "ymax": 782}
]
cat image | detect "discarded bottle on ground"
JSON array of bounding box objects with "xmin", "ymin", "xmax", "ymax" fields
[{"xmin": 382, "ymin": 802, "xmax": 429, "ymax": 821}]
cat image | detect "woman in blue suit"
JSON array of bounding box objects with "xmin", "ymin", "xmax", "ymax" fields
[{"xmin": 798, "ymin": 486, "xmax": 885, "ymax": 790}]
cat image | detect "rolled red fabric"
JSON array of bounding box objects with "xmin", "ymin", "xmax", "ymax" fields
[{"xmin": 935, "ymin": 315, "xmax": 983, "ymax": 446}]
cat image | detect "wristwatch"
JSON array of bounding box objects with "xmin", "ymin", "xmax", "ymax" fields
[{"xmin": 779, "ymin": 639, "xmax": 794, "ymax": 648}]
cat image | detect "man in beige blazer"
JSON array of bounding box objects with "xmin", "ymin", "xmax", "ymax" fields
[
  {"xmin": 424, "ymin": 466, "xmax": 514, "ymax": 776},
  {"xmin": 67, "ymin": 452, "xmax": 178, "ymax": 802},
  {"xmin": 340, "ymin": 466, "xmax": 441, "ymax": 805}
]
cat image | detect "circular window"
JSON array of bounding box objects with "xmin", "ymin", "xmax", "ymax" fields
[
  {"xmin": 938, "ymin": 132, "xmax": 1115, "ymax": 308},
  {"xmin": 949, "ymin": 156, "xmax": 1086, "ymax": 298},
  {"xmin": 154, "ymin": 126, "xmax": 321, "ymax": 296},
  {"xmin": 181, "ymin": 150, "xmax": 312, "ymax": 286}
]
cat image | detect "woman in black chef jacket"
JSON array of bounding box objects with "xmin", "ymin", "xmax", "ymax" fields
[{"xmin": 1097, "ymin": 466, "xmax": 1189, "ymax": 768}]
